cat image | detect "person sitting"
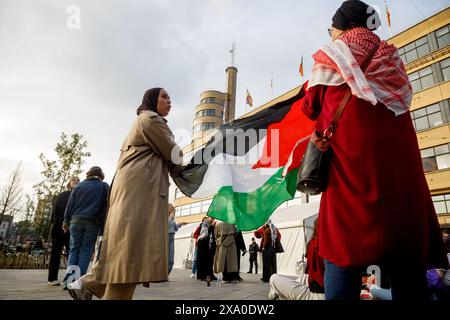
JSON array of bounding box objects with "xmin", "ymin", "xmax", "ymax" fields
[{"xmin": 268, "ymin": 219, "xmax": 324, "ymax": 300}]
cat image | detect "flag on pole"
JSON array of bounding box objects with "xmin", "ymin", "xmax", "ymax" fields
[
  {"xmin": 173, "ymin": 84, "xmax": 315, "ymax": 231},
  {"xmin": 384, "ymin": 0, "xmax": 392, "ymax": 33},
  {"xmin": 246, "ymin": 89, "xmax": 253, "ymax": 107},
  {"xmin": 299, "ymin": 54, "xmax": 304, "ymax": 78}
]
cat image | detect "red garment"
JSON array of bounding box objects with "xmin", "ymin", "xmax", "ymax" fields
[
  {"xmin": 305, "ymin": 238, "xmax": 325, "ymax": 289},
  {"xmin": 302, "ymin": 83, "xmax": 448, "ymax": 269},
  {"xmin": 310, "ymin": 27, "xmax": 412, "ymax": 116},
  {"xmin": 193, "ymin": 224, "xmax": 202, "ymax": 247},
  {"xmin": 254, "ymin": 226, "xmax": 281, "ymax": 251},
  {"xmin": 254, "ymin": 227, "xmax": 265, "ymax": 252}
]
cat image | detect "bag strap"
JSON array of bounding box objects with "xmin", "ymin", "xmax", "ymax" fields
[{"xmin": 323, "ymin": 41, "xmax": 380, "ymax": 141}]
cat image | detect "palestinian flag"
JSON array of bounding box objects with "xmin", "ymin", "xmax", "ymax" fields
[{"xmin": 173, "ymin": 84, "xmax": 315, "ymax": 231}]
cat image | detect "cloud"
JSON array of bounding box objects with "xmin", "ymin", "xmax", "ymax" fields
[{"xmin": 0, "ymin": 0, "xmax": 448, "ymax": 211}]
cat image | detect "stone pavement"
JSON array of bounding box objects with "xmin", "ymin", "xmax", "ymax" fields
[{"xmin": 0, "ymin": 268, "xmax": 270, "ymax": 300}]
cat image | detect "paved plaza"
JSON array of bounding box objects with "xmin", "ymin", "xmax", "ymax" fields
[{"xmin": 0, "ymin": 268, "xmax": 270, "ymax": 300}]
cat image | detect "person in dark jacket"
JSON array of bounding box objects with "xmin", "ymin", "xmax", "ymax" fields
[
  {"xmin": 247, "ymin": 237, "xmax": 259, "ymax": 274},
  {"xmin": 47, "ymin": 176, "xmax": 80, "ymax": 286},
  {"xmin": 62, "ymin": 167, "xmax": 109, "ymax": 287}
]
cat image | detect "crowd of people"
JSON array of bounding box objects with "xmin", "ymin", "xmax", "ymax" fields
[{"xmin": 37, "ymin": 0, "xmax": 450, "ymax": 301}]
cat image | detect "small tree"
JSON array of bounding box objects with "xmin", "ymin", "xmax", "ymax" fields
[
  {"xmin": 0, "ymin": 162, "xmax": 23, "ymax": 225},
  {"xmin": 14, "ymin": 194, "xmax": 37, "ymax": 241},
  {"xmin": 33, "ymin": 133, "xmax": 91, "ymax": 239}
]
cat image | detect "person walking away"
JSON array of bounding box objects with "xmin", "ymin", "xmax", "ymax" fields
[
  {"xmin": 62, "ymin": 167, "xmax": 108, "ymax": 289},
  {"xmin": 47, "ymin": 176, "xmax": 80, "ymax": 286}
]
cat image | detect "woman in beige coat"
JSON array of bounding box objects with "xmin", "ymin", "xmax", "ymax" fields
[
  {"xmin": 214, "ymin": 221, "xmax": 238, "ymax": 283},
  {"xmin": 68, "ymin": 88, "xmax": 183, "ymax": 300}
]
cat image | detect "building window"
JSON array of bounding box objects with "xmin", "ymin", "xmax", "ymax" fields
[
  {"xmin": 421, "ymin": 143, "xmax": 450, "ymax": 172},
  {"xmin": 201, "ymin": 199, "xmax": 212, "ymax": 213},
  {"xmin": 195, "ymin": 109, "xmax": 216, "ymax": 118},
  {"xmin": 411, "ymin": 101, "xmax": 449, "ymax": 131},
  {"xmin": 435, "ymin": 24, "xmax": 450, "ymax": 50},
  {"xmin": 440, "ymin": 57, "xmax": 450, "ymax": 82},
  {"xmin": 432, "ymin": 194, "xmax": 450, "ymax": 215},
  {"xmin": 181, "ymin": 204, "xmax": 191, "ymax": 216},
  {"xmin": 193, "ymin": 122, "xmax": 215, "ymax": 133},
  {"xmin": 200, "ymin": 97, "xmax": 216, "ymax": 104},
  {"xmin": 190, "ymin": 202, "xmax": 202, "ymax": 215},
  {"xmin": 398, "ymin": 36, "xmax": 430, "ymax": 64},
  {"xmin": 201, "ymin": 122, "xmax": 215, "ymax": 131},
  {"xmin": 408, "ymin": 66, "xmax": 435, "ymax": 92},
  {"xmin": 175, "ymin": 188, "xmax": 184, "ymax": 199}
]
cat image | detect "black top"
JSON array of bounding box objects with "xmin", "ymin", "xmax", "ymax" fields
[{"xmin": 51, "ymin": 190, "xmax": 72, "ymax": 226}]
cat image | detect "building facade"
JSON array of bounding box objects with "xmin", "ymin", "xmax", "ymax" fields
[
  {"xmin": 388, "ymin": 7, "xmax": 450, "ymax": 227},
  {"xmin": 174, "ymin": 7, "xmax": 450, "ymax": 228}
]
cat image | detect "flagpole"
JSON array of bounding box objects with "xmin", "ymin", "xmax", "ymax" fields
[
  {"xmin": 384, "ymin": 0, "xmax": 393, "ymax": 37},
  {"xmin": 270, "ymin": 72, "xmax": 274, "ymax": 98},
  {"xmin": 301, "ymin": 53, "xmax": 304, "ymax": 84},
  {"xmin": 245, "ymin": 87, "xmax": 248, "ymax": 114}
]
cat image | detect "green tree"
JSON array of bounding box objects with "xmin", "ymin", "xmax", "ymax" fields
[
  {"xmin": 13, "ymin": 194, "xmax": 38, "ymax": 241},
  {"xmin": 33, "ymin": 133, "xmax": 91, "ymax": 239}
]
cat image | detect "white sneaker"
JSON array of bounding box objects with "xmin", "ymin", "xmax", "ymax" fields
[
  {"xmin": 47, "ymin": 280, "xmax": 60, "ymax": 286},
  {"xmin": 190, "ymin": 273, "xmax": 195, "ymax": 278}
]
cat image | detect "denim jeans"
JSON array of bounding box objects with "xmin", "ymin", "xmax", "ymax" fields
[
  {"xmin": 191, "ymin": 247, "xmax": 198, "ymax": 274},
  {"xmin": 168, "ymin": 233, "xmax": 175, "ymax": 274},
  {"xmin": 324, "ymin": 259, "xmax": 363, "ymax": 300},
  {"xmin": 67, "ymin": 223, "xmax": 99, "ymax": 277},
  {"xmin": 324, "ymin": 258, "xmax": 428, "ymax": 300}
]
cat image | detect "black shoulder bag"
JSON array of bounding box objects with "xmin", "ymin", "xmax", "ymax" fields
[{"xmin": 297, "ymin": 42, "xmax": 380, "ymax": 195}]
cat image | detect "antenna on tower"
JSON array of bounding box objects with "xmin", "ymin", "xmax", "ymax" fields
[{"xmin": 229, "ymin": 42, "xmax": 236, "ymax": 67}]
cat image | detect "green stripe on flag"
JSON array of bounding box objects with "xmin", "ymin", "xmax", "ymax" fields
[{"xmin": 207, "ymin": 167, "xmax": 298, "ymax": 231}]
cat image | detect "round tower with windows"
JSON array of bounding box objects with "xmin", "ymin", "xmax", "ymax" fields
[{"xmin": 191, "ymin": 90, "xmax": 225, "ymax": 144}]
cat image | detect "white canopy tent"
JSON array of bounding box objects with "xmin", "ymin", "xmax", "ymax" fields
[{"xmin": 173, "ymin": 202, "xmax": 320, "ymax": 276}]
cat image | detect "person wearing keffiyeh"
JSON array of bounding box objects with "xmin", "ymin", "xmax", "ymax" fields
[
  {"xmin": 196, "ymin": 217, "xmax": 217, "ymax": 281},
  {"xmin": 302, "ymin": 0, "xmax": 448, "ymax": 301}
]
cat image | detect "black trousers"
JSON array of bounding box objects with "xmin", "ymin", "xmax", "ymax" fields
[
  {"xmin": 249, "ymin": 254, "xmax": 258, "ymax": 273},
  {"xmin": 48, "ymin": 228, "xmax": 70, "ymax": 281},
  {"xmin": 262, "ymin": 246, "xmax": 276, "ymax": 282}
]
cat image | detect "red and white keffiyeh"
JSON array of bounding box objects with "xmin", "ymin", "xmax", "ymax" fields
[{"xmin": 309, "ymin": 27, "xmax": 412, "ymax": 116}]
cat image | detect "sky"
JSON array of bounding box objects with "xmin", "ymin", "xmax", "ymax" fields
[{"xmin": 1, "ymin": 0, "xmax": 449, "ymax": 219}]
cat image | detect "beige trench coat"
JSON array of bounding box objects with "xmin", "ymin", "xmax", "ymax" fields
[
  {"xmin": 95, "ymin": 110, "xmax": 182, "ymax": 284},
  {"xmin": 213, "ymin": 221, "xmax": 238, "ymax": 274}
]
